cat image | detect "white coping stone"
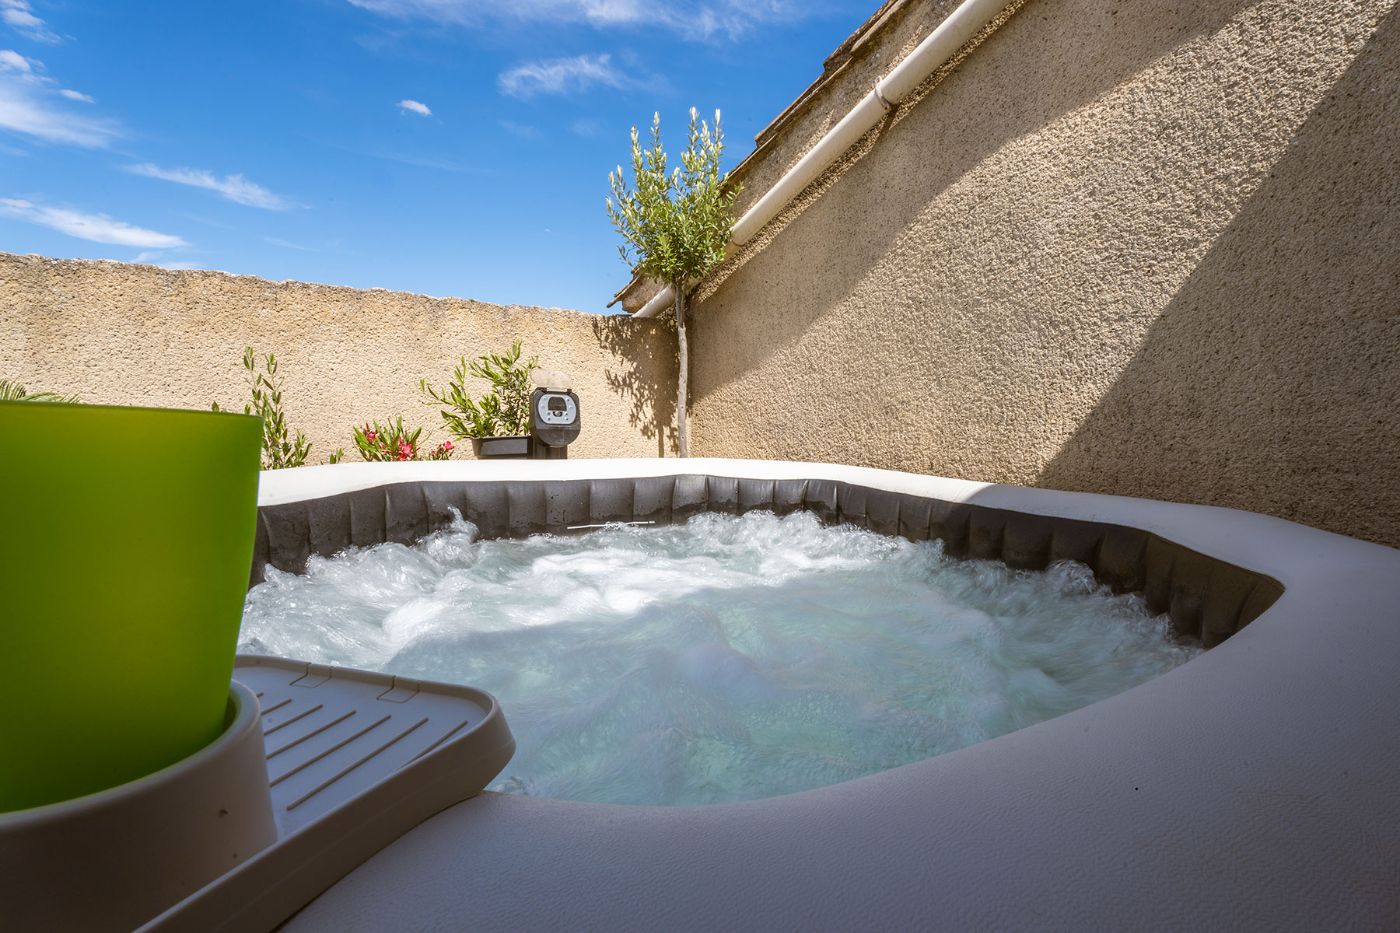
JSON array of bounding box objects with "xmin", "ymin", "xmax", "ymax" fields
[{"xmin": 263, "ymin": 460, "xmax": 1400, "ymax": 931}]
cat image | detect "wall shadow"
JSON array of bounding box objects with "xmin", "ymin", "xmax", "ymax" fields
[
  {"xmin": 592, "ymin": 318, "xmax": 679, "ymax": 457},
  {"xmin": 1037, "ymin": 6, "xmax": 1400, "ymax": 545},
  {"xmin": 692, "ymin": 0, "xmax": 1266, "ymax": 398}
]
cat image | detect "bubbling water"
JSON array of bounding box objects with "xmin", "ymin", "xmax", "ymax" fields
[{"xmin": 239, "ymin": 510, "xmax": 1198, "ymax": 805}]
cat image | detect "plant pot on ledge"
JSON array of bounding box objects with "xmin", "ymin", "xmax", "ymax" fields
[{"xmin": 471, "ymin": 435, "xmax": 531, "ymax": 459}]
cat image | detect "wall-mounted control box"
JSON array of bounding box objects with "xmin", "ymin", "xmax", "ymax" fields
[{"xmin": 529, "ymin": 386, "xmax": 580, "ymax": 459}]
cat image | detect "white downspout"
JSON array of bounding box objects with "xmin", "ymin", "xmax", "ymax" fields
[{"xmin": 632, "ymin": 0, "xmax": 1013, "ymax": 319}]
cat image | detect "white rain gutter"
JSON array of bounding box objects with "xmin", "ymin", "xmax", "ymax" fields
[{"xmin": 632, "ymin": 0, "xmax": 1012, "ymax": 318}]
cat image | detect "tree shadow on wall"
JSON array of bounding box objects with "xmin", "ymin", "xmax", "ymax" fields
[
  {"xmin": 693, "ymin": 0, "xmax": 1268, "ymax": 399},
  {"xmin": 591, "ymin": 316, "xmax": 679, "ymax": 457},
  {"xmin": 1036, "ymin": 6, "xmax": 1400, "ymax": 546}
]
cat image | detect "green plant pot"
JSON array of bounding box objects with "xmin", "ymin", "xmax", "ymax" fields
[{"xmin": 0, "ymin": 403, "xmax": 262, "ymax": 812}]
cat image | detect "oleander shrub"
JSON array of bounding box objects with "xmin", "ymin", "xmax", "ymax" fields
[{"xmin": 352, "ymin": 416, "xmax": 453, "ymax": 462}]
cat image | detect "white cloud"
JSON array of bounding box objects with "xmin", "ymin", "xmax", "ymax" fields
[
  {"xmin": 131, "ymin": 252, "xmax": 205, "ymax": 270},
  {"xmin": 327, "ymin": 140, "xmax": 471, "ymax": 173},
  {"xmin": 0, "ymin": 49, "xmax": 91, "ymax": 103},
  {"xmin": 0, "ymin": 48, "xmax": 31, "ymax": 73},
  {"xmin": 1, "ymin": 1, "xmax": 59, "ymax": 43},
  {"xmin": 0, "ymin": 51, "xmax": 115, "ymax": 146},
  {"xmin": 125, "ymin": 163, "xmax": 291, "ymax": 210},
  {"xmin": 498, "ymin": 53, "xmax": 626, "ymax": 98},
  {"xmin": 500, "ymin": 119, "xmax": 541, "ymax": 139},
  {"xmin": 264, "ymin": 236, "xmax": 316, "ymax": 252},
  {"xmin": 346, "ymin": 0, "xmax": 806, "ymax": 40},
  {"xmin": 0, "ymin": 73, "xmax": 117, "ymax": 146},
  {"xmin": 0, "ymin": 198, "xmax": 187, "ymax": 248},
  {"xmin": 397, "ymin": 98, "xmax": 431, "ymax": 116}
]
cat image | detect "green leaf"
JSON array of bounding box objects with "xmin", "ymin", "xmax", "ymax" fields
[
  {"xmin": 605, "ymin": 106, "xmax": 740, "ymax": 290},
  {"xmin": 421, "ymin": 341, "xmax": 537, "ymax": 439}
]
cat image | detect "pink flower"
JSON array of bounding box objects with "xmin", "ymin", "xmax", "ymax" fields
[
  {"xmin": 441, "ymin": 441, "xmax": 453, "ymax": 452},
  {"xmin": 396, "ymin": 442, "xmax": 412, "ymax": 461},
  {"xmin": 365, "ymin": 429, "xmax": 377, "ymax": 444}
]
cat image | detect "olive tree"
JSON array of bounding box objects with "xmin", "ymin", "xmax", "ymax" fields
[{"xmin": 607, "ymin": 108, "xmax": 739, "ymax": 457}]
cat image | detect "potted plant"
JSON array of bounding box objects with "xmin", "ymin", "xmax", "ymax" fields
[{"xmin": 421, "ymin": 340, "xmax": 538, "ymax": 458}]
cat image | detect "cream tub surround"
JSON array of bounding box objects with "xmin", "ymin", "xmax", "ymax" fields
[{"xmin": 250, "ymin": 459, "xmax": 1400, "ymax": 931}]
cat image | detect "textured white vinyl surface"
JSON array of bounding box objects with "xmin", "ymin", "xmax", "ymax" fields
[{"xmin": 262, "ymin": 459, "xmax": 1400, "ymax": 931}]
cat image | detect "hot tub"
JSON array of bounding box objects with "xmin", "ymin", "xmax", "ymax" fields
[{"xmin": 251, "ymin": 458, "xmax": 1400, "ymax": 931}]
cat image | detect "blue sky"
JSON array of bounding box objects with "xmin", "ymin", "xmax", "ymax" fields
[{"xmin": 0, "ymin": 0, "xmax": 872, "ymax": 312}]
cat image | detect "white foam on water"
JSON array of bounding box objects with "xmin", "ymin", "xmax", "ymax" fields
[{"xmin": 239, "ymin": 510, "xmax": 1200, "ymax": 805}]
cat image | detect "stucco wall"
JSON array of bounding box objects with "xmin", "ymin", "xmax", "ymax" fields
[
  {"xmin": 689, "ymin": 0, "xmax": 1400, "ymax": 547},
  {"xmin": 0, "ymin": 253, "xmax": 676, "ymax": 460}
]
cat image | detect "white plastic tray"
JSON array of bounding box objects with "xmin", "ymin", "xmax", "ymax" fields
[{"xmin": 141, "ymin": 655, "xmax": 514, "ymax": 932}]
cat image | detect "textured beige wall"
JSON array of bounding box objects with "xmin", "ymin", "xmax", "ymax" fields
[
  {"xmin": 0, "ymin": 254, "xmax": 676, "ymax": 460},
  {"xmin": 689, "ymin": 0, "xmax": 1400, "ymax": 547}
]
